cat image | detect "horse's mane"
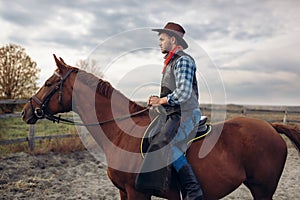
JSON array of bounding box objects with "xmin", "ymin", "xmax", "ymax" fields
[
  {"xmin": 76, "ymin": 69, "xmax": 113, "ymax": 99},
  {"xmin": 76, "ymin": 69, "xmax": 146, "ymax": 111}
]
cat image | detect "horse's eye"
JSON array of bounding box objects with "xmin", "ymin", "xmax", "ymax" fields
[{"xmin": 45, "ymin": 82, "xmax": 52, "ymax": 87}]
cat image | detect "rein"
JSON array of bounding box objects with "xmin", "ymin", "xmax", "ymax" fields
[{"xmin": 45, "ymin": 107, "xmax": 149, "ymax": 126}]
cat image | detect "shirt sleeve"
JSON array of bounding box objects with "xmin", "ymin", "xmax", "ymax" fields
[{"xmin": 167, "ymin": 55, "xmax": 196, "ymax": 106}]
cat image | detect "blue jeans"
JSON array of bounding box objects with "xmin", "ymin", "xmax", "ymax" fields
[{"xmin": 171, "ymin": 108, "xmax": 201, "ymax": 171}]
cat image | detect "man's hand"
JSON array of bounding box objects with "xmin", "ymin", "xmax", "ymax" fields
[{"xmin": 148, "ymin": 96, "xmax": 168, "ymax": 106}]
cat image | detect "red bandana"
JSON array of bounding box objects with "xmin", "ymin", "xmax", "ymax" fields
[{"xmin": 162, "ymin": 46, "xmax": 183, "ymax": 74}]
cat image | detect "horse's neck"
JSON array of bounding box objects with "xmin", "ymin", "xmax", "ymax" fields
[
  {"xmin": 73, "ymin": 74, "xmax": 138, "ymax": 123},
  {"xmin": 72, "ymin": 76, "xmax": 148, "ymax": 167}
]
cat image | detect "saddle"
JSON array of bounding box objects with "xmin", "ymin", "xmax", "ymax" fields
[
  {"xmin": 136, "ymin": 113, "xmax": 212, "ymax": 195},
  {"xmin": 140, "ymin": 115, "xmax": 211, "ymax": 158}
]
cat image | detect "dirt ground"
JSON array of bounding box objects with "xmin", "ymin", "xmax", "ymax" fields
[{"xmin": 0, "ymin": 147, "xmax": 299, "ymax": 200}]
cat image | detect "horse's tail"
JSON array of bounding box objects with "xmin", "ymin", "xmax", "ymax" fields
[{"xmin": 271, "ymin": 123, "xmax": 300, "ymax": 153}]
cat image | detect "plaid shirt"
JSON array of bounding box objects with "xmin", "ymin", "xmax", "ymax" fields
[{"xmin": 167, "ymin": 55, "xmax": 196, "ymax": 106}]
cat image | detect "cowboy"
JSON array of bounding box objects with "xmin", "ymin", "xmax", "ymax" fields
[{"xmin": 147, "ymin": 22, "xmax": 204, "ymax": 200}]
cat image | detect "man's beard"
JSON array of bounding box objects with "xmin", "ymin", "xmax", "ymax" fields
[{"xmin": 161, "ymin": 49, "xmax": 169, "ymax": 54}]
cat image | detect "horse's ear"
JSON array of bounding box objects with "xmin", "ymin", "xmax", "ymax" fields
[
  {"xmin": 53, "ymin": 54, "xmax": 67, "ymax": 71},
  {"xmin": 59, "ymin": 57, "xmax": 67, "ymax": 65}
]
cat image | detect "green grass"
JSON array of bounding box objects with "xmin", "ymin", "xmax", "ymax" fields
[
  {"xmin": 0, "ymin": 113, "xmax": 81, "ymax": 155},
  {"xmin": 0, "ymin": 114, "xmax": 76, "ymax": 140},
  {"xmin": 0, "ymin": 117, "xmax": 27, "ymax": 140}
]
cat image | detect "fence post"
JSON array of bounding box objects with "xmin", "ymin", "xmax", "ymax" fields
[
  {"xmin": 242, "ymin": 107, "xmax": 247, "ymax": 116},
  {"xmin": 28, "ymin": 125, "xmax": 35, "ymax": 151},
  {"xmin": 283, "ymin": 109, "xmax": 288, "ymax": 125}
]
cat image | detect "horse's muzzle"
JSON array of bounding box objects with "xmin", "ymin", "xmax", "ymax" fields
[{"xmin": 21, "ymin": 106, "xmax": 38, "ymax": 124}]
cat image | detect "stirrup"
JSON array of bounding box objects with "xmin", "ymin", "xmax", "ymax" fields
[{"xmin": 199, "ymin": 116, "xmax": 207, "ymax": 126}]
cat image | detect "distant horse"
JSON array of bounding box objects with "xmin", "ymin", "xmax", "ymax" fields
[{"xmin": 22, "ymin": 55, "xmax": 300, "ymax": 200}]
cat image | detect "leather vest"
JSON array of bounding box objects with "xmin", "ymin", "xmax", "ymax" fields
[{"xmin": 160, "ymin": 51, "xmax": 199, "ymax": 115}]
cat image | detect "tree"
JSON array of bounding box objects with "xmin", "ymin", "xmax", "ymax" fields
[
  {"xmin": 0, "ymin": 43, "xmax": 40, "ymax": 113},
  {"xmin": 76, "ymin": 58, "xmax": 103, "ymax": 78}
]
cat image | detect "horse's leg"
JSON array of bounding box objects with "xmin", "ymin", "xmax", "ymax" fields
[
  {"xmin": 244, "ymin": 180, "xmax": 273, "ymax": 200},
  {"xmin": 119, "ymin": 190, "xmax": 127, "ymax": 200},
  {"xmin": 243, "ymin": 138, "xmax": 287, "ymax": 199},
  {"xmin": 244, "ymin": 171, "xmax": 281, "ymax": 200},
  {"xmin": 247, "ymin": 162, "xmax": 286, "ymax": 200},
  {"xmin": 120, "ymin": 191, "xmax": 127, "ymax": 200},
  {"xmin": 125, "ymin": 186, "xmax": 151, "ymax": 200}
]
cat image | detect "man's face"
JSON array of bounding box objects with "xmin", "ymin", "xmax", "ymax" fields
[{"xmin": 159, "ymin": 33, "xmax": 175, "ymax": 54}]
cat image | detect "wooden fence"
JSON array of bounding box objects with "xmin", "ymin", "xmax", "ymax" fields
[
  {"xmin": 0, "ymin": 99, "xmax": 300, "ymax": 150},
  {"xmin": 0, "ymin": 126, "xmax": 76, "ymax": 151},
  {"xmin": 200, "ymin": 104, "xmax": 300, "ymax": 124},
  {"xmin": 0, "ymin": 99, "xmax": 78, "ymax": 150}
]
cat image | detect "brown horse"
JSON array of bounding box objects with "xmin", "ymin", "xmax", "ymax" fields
[{"xmin": 22, "ymin": 55, "xmax": 300, "ymax": 200}]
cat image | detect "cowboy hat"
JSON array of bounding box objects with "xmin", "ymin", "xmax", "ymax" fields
[{"xmin": 152, "ymin": 22, "xmax": 188, "ymax": 49}]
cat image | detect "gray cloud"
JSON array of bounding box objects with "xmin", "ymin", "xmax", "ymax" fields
[{"xmin": 1, "ymin": 0, "xmax": 299, "ymax": 105}]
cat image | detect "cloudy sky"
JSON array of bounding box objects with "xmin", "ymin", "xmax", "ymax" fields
[{"xmin": 1, "ymin": 0, "xmax": 299, "ymax": 106}]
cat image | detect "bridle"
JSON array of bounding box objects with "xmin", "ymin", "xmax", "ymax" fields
[
  {"xmin": 28, "ymin": 68, "xmax": 149, "ymax": 126},
  {"xmin": 29, "ymin": 69, "xmax": 75, "ymax": 120}
]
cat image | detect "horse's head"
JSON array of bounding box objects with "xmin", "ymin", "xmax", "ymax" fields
[{"xmin": 22, "ymin": 54, "xmax": 78, "ymax": 124}]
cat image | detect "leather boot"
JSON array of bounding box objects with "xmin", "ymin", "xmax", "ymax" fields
[{"xmin": 178, "ymin": 164, "xmax": 204, "ymax": 200}]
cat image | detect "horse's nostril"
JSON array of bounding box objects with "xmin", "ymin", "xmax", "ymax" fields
[{"xmin": 21, "ymin": 109, "xmax": 25, "ymax": 117}]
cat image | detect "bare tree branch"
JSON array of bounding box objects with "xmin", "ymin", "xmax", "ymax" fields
[
  {"xmin": 75, "ymin": 59, "xmax": 103, "ymax": 78},
  {"xmin": 0, "ymin": 44, "xmax": 40, "ymax": 112}
]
